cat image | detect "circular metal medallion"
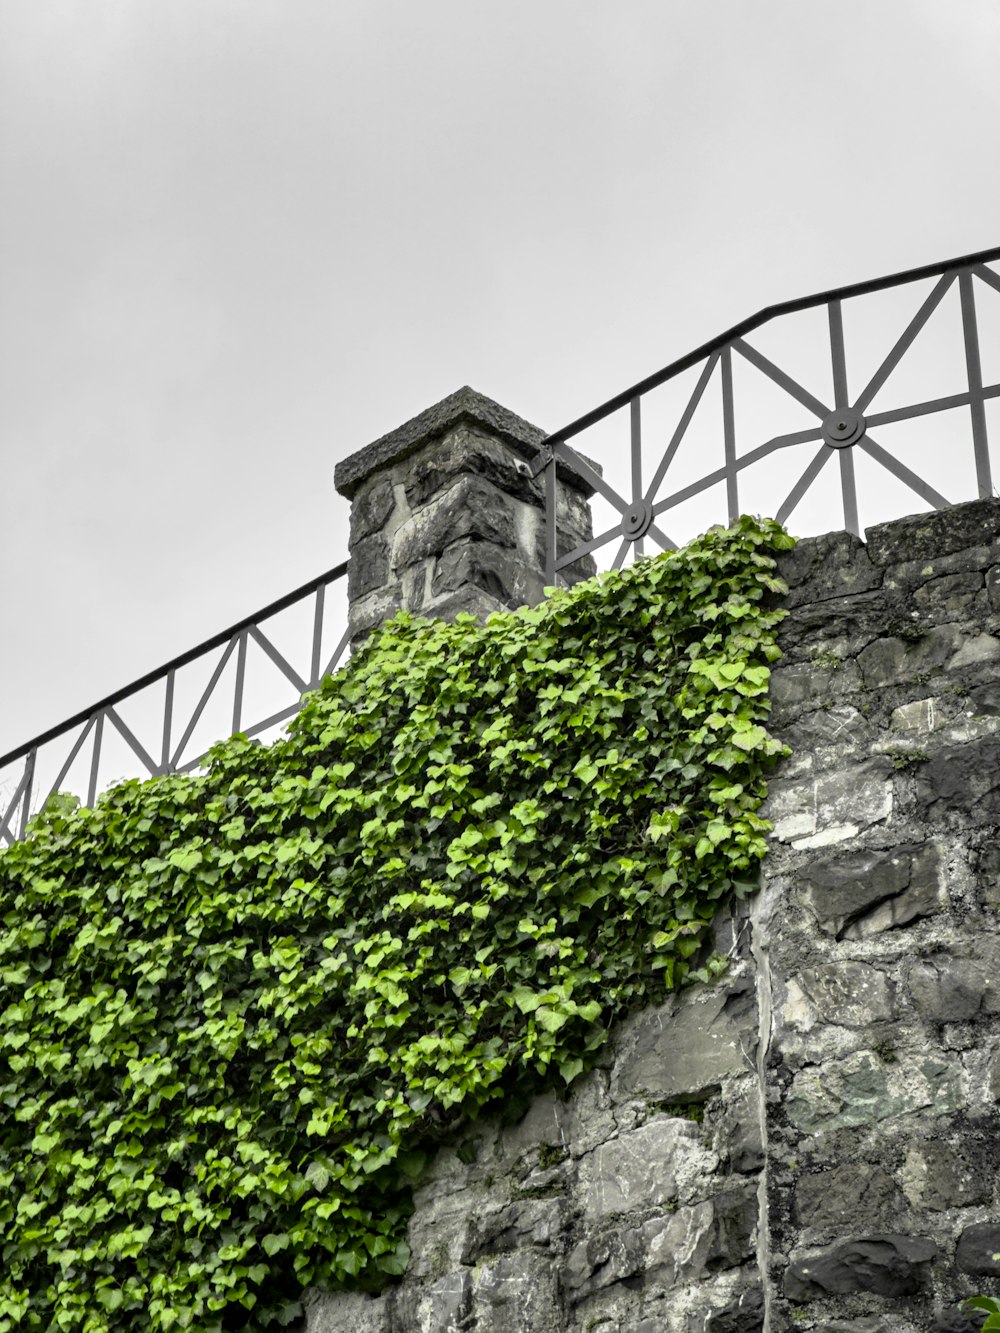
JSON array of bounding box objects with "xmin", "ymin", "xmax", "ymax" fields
[
  {"xmin": 623, "ymin": 498, "xmax": 654, "ymax": 540},
  {"xmin": 822, "ymin": 406, "xmax": 866, "ymax": 449}
]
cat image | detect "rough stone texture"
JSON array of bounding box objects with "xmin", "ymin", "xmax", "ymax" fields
[
  {"xmin": 305, "ymin": 496, "xmax": 1000, "ymax": 1330},
  {"xmin": 759, "ymin": 496, "xmax": 1000, "ymax": 1331},
  {"xmin": 334, "ymin": 389, "xmax": 600, "ymax": 643}
]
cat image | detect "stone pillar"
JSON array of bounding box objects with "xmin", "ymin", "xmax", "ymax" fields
[{"xmin": 333, "ymin": 386, "xmax": 598, "ymax": 642}]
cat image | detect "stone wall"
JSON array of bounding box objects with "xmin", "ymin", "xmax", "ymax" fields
[
  {"xmin": 760, "ymin": 497, "xmax": 1000, "ymax": 1333},
  {"xmin": 306, "ymin": 495, "xmax": 1000, "ymax": 1332}
]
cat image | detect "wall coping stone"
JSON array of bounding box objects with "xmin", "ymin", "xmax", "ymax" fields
[
  {"xmin": 334, "ymin": 386, "xmax": 597, "ymax": 500},
  {"xmin": 865, "ymin": 496, "xmax": 1000, "ymax": 566}
]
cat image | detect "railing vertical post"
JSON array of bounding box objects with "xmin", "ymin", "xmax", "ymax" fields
[
  {"xmin": 544, "ymin": 453, "xmax": 557, "ymax": 587},
  {"xmin": 630, "ymin": 397, "xmax": 643, "ymax": 558},
  {"xmin": 960, "ymin": 269, "xmax": 992, "ymax": 498},
  {"xmin": 87, "ymin": 713, "xmax": 104, "ymax": 808},
  {"xmin": 17, "ymin": 748, "xmax": 36, "ymax": 840},
  {"xmin": 828, "ymin": 299, "xmax": 860, "ymax": 537},
  {"xmin": 310, "ymin": 583, "xmax": 325, "ymax": 689},
  {"xmin": 721, "ymin": 346, "xmax": 738, "ymax": 523},
  {"xmin": 161, "ymin": 669, "xmax": 175, "ymax": 774},
  {"xmin": 232, "ymin": 632, "xmax": 248, "ymax": 736}
]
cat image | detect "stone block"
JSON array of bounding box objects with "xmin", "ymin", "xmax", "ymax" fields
[
  {"xmin": 857, "ymin": 624, "xmax": 965, "ymax": 689},
  {"xmin": 776, "ymin": 530, "xmax": 882, "ymax": 609},
  {"xmin": 469, "ymin": 1250, "xmax": 561, "ymax": 1331},
  {"xmin": 431, "ymin": 539, "xmax": 544, "ymax": 609},
  {"xmin": 792, "ymin": 962, "xmax": 896, "ymax": 1028},
  {"xmin": 768, "ymin": 659, "xmax": 862, "ymax": 713},
  {"xmin": 911, "ymin": 570, "xmax": 986, "ymax": 619},
  {"xmin": 349, "ymin": 475, "xmax": 398, "ymax": 544},
  {"xmin": 900, "ymin": 1139, "xmax": 991, "ymax": 1211},
  {"xmin": 779, "ymin": 705, "xmax": 875, "ymax": 758},
  {"xmin": 865, "ymin": 496, "xmax": 1000, "ymax": 565},
  {"xmin": 402, "ymin": 425, "xmax": 544, "ymax": 510},
  {"xmin": 643, "ymin": 1200, "xmax": 716, "ymax": 1288},
  {"xmin": 613, "ymin": 984, "xmax": 754, "ymax": 1102},
  {"xmin": 891, "ymin": 696, "xmax": 949, "ymax": 735},
  {"xmin": 393, "ymin": 475, "xmax": 520, "ymax": 568},
  {"xmin": 765, "ymin": 757, "xmax": 893, "ymax": 848},
  {"xmin": 701, "ymin": 1286, "xmax": 765, "ymax": 1332},
  {"xmin": 956, "ymin": 1222, "xmax": 1000, "ymax": 1275},
  {"xmin": 785, "ymin": 1050, "xmax": 960, "ymax": 1134},
  {"xmin": 423, "ymin": 585, "xmax": 508, "ymax": 624},
  {"xmin": 578, "ymin": 1117, "xmax": 696, "ymax": 1218},
  {"xmin": 915, "ymin": 736, "xmax": 1000, "ymax": 824},
  {"xmin": 347, "ymin": 581, "xmax": 405, "ymax": 640},
  {"xmin": 951, "ymin": 632, "xmax": 1000, "ymax": 669},
  {"xmin": 346, "ymin": 532, "xmax": 390, "ymax": 600},
  {"xmin": 797, "ymin": 842, "xmax": 945, "ymax": 939},
  {"xmin": 906, "ymin": 956, "xmax": 988, "ymax": 1022},
  {"xmin": 776, "ymin": 590, "xmax": 887, "ymax": 658},
  {"xmin": 794, "ymin": 1163, "xmax": 905, "ymax": 1231},
  {"xmin": 303, "ymin": 1289, "xmax": 391, "ymax": 1333},
  {"xmin": 784, "ymin": 1234, "xmax": 938, "ymax": 1300}
]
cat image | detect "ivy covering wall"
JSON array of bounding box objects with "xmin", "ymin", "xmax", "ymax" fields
[{"xmin": 0, "ymin": 517, "xmax": 792, "ymax": 1332}]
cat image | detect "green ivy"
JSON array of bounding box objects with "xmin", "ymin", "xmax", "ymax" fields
[{"xmin": 0, "ymin": 516, "xmax": 793, "ymax": 1331}]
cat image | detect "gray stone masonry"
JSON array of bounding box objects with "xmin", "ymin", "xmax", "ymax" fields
[
  {"xmin": 306, "ymin": 493, "xmax": 1000, "ymax": 1332},
  {"xmin": 333, "ymin": 387, "xmax": 599, "ymax": 643}
]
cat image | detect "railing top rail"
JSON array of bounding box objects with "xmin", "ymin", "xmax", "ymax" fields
[
  {"xmin": 545, "ymin": 243, "xmax": 1000, "ymax": 447},
  {"xmin": 0, "ymin": 560, "xmax": 349, "ymax": 771}
]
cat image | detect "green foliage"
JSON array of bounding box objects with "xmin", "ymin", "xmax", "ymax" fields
[
  {"xmin": 965, "ymin": 1297, "xmax": 1000, "ymax": 1330},
  {"xmin": 0, "ymin": 517, "xmax": 792, "ymax": 1331}
]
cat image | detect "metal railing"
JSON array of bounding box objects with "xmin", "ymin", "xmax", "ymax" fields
[
  {"xmin": 0, "ymin": 563, "xmax": 350, "ymax": 846},
  {"xmin": 536, "ymin": 244, "xmax": 1000, "ymax": 578},
  {"xmin": 5, "ymin": 243, "xmax": 1000, "ymax": 846}
]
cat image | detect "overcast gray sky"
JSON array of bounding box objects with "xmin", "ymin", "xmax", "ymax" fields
[{"xmin": 3, "ymin": 0, "xmax": 999, "ymax": 762}]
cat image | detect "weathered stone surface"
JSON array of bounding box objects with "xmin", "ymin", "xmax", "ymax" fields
[
  {"xmin": 797, "ymin": 842, "xmax": 945, "ymax": 939},
  {"xmin": 784, "ymin": 1234, "xmax": 938, "ymax": 1300},
  {"xmin": 776, "ymin": 530, "xmax": 882, "ymax": 609},
  {"xmin": 403, "ymin": 425, "xmax": 544, "ymax": 510},
  {"xmin": 775, "ymin": 590, "xmax": 886, "ymax": 657},
  {"xmin": 915, "ymin": 736, "xmax": 1000, "ymax": 823},
  {"xmin": 302, "ymin": 1289, "xmax": 390, "ymax": 1333},
  {"xmin": 578, "ymin": 1118, "xmax": 688, "ymax": 1217},
  {"xmin": 956, "ymin": 1223, "xmax": 1000, "ymax": 1275},
  {"xmin": 431, "ymin": 538, "xmax": 544, "ymax": 608},
  {"xmin": 865, "ymin": 495, "xmax": 1000, "ymax": 564},
  {"xmin": 765, "ymin": 756, "xmax": 893, "ymax": 847},
  {"xmin": 613, "ymin": 984, "xmax": 753, "ymax": 1102},
  {"xmin": 471, "ymin": 1250, "xmax": 561, "ymax": 1330},
  {"xmin": 346, "ymin": 532, "xmax": 390, "ymax": 600},
  {"xmin": 334, "ymin": 386, "xmax": 548, "ymax": 500},
  {"xmin": 393, "ymin": 475, "xmax": 519, "ymax": 566},
  {"xmin": 795, "ymin": 1163, "xmax": 905, "ymax": 1231},
  {"xmin": 768, "ymin": 659, "xmax": 862, "ymax": 712},
  {"xmin": 702, "ymin": 1286, "xmax": 765, "ymax": 1332},
  {"xmin": 779, "ymin": 705, "xmax": 876, "ymax": 756},
  {"xmin": 349, "ymin": 475, "xmax": 398, "ymax": 544},
  {"xmin": 857, "ymin": 624, "xmax": 965, "ymax": 689},
  {"xmin": 792, "ymin": 962, "xmax": 896, "ymax": 1028},
  {"xmin": 891, "ymin": 696, "xmax": 949, "ymax": 735},
  {"xmin": 911, "ymin": 570, "xmax": 986, "ymax": 619},
  {"xmin": 347, "ymin": 580, "xmax": 404, "ymax": 639},
  {"xmin": 900, "ymin": 1139, "xmax": 991, "ymax": 1211},
  {"xmin": 785, "ymin": 1050, "xmax": 960, "ymax": 1133},
  {"xmin": 907, "ymin": 956, "xmax": 990, "ymax": 1022}
]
